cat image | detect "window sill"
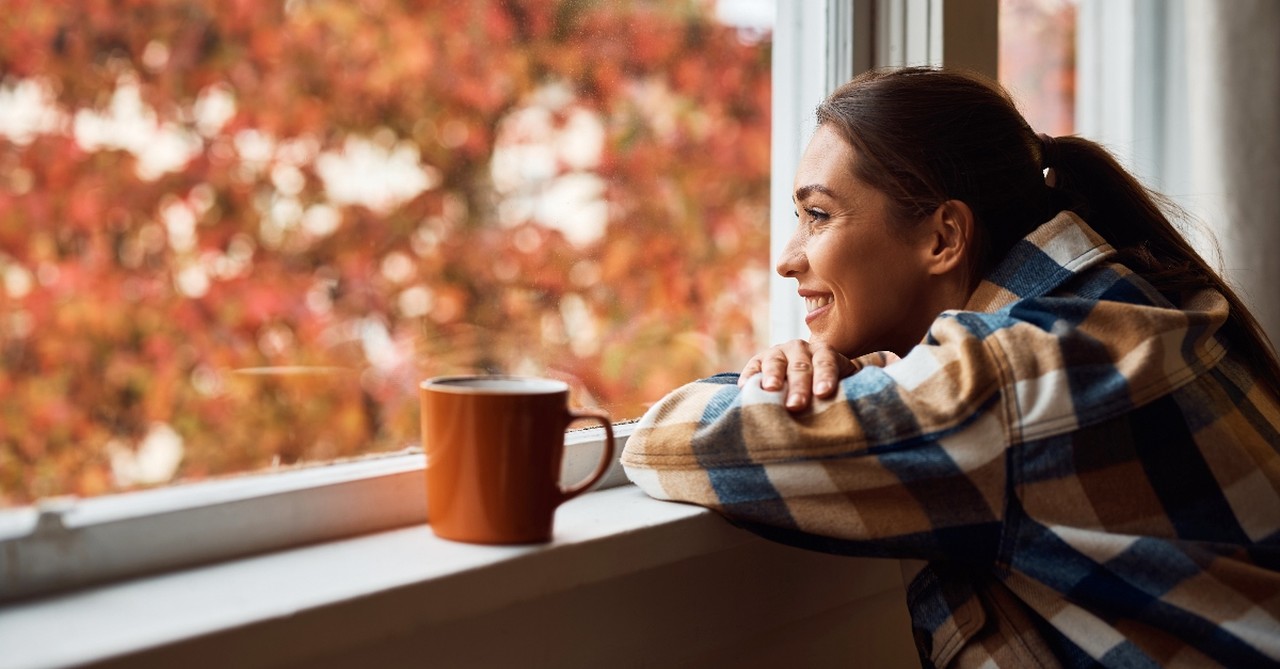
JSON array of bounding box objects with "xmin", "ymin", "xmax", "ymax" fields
[
  {"xmin": 0, "ymin": 485, "xmax": 916, "ymax": 668},
  {"xmin": 0, "ymin": 425, "xmax": 636, "ymax": 600}
]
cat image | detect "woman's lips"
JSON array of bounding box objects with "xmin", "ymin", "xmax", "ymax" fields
[
  {"xmin": 804, "ymin": 295, "xmax": 833, "ymax": 312},
  {"xmin": 803, "ymin": 294, "xmax": 833, "ymax": 324}
]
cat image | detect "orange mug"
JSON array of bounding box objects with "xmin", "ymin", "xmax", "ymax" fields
[{"xmin": 420, "ymin": 376, "xmax": 615, "ymax": 544}]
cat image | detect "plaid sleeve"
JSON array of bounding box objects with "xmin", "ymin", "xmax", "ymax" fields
[{"xmin": 621, "ymin": 317, "xmax": 1013, "ymax": 562}]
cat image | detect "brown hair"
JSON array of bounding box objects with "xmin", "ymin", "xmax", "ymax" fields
[{"xmin": 816, "ymin": 66, "xmax": 1280, "ymax": 395}]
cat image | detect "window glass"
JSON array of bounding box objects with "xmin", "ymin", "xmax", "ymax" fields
[
  {"xmin": 0, "ymin": 0, "xmax": 772, "ymax": 506},
  {"xmin": 998, "ymin": 0, "xmax": 1078, "ymax": 134}
]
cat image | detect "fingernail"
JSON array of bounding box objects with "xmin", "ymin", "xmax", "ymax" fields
[
  {"xmin": 763, "ymin": 376, "xmax": 779, "ymax": 390},
  {"xmin": 787, "ymin": 393, "xmax": 803, "ymax": 409},
  {"xmin": 814, "ymin": 381, "xmax": 831, "ymax": 395}
]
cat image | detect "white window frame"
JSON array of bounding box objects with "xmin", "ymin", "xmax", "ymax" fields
[
  {"xmin": 0, "ymin": 0, "xmax": 996, "ymax": 604},
  {"xmin": 1075, "ymin": 0, "xmax": 1192, "ymax": 200},
  {"xmin": 769, "ymin": 0, "xmax": 995, "ymax": 345}
]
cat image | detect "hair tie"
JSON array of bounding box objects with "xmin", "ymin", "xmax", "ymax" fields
[{"xmin": 1037, "ymin": 133, "xmax": 1058, "ymax": 169}]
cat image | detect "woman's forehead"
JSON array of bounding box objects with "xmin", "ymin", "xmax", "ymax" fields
[{"xmin": 794, "ymin": 125, "xmax": 861, "ymax": 198}]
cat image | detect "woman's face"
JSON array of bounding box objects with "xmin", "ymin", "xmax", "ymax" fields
[{"xmin": 779, "ymin": 124, "xmax": 940, "ymax": 358}]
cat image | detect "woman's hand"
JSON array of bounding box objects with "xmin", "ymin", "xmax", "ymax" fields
[{"xmin": 738, "ymin": 340, "xmax": 856, "ymax": 412}]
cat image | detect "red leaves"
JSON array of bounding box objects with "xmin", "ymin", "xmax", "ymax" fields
[
  {"xmin": 998, "ymin": 0, "xmax": 1077, "ymax": 135},
  {"xmin": 0, "ymin": 0, "xmax": 771, "ymax": 506}
]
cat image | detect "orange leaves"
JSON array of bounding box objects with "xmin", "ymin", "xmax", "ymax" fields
[
  {"xmin": 998, "ymin": 0, "xmax": 1077, "ymax": 135},
  {"xmin": 0, "ymin": 0, "xmax": 772, "ymax": 506}
]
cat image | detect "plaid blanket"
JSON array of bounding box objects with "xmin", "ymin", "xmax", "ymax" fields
[{"xmin": 622, "ymin": 211, "xmax": 1280, "ymax": 668}]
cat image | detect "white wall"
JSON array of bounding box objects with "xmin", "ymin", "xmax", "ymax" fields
[
  {"xmin": 1185, "ymin": 0, "xmax": 1280, "ymax": 346},
  {"xmin": 1079, "ymin": 0, "xmax": 1280, "ymax": 345}
]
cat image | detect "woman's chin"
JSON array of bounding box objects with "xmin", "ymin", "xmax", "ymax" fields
[{"xmin": 807, "ymin": 334, "xmax": 859, "ymax": 359}]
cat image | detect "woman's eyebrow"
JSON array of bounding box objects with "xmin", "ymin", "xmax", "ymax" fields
[{"xmin": 794, "ymin": 183, "xmax": 836, "ymax": 201}]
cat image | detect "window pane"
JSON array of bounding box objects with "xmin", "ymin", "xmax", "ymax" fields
[
  {"xmin": 998, "ymin": 0, "xmax": 1078, "ymax": 135},
  {"xmin": 0, "ymin": 0, "xmax": 772, "ymax": 506}
]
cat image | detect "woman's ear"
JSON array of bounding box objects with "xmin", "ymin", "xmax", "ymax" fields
[{"xmin": 922, "ymin": 200, "xmax": 973, "ymax": 276}]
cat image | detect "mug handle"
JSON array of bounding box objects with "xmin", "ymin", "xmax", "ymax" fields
[{"xmin": 559, "ymin": 408, "xmax": 616, "ymax": 503}]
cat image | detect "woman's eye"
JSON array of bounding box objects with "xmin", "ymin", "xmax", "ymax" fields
[{"xmin": 793, "ymin": 208, "xmax": 829, "ymax": 223}]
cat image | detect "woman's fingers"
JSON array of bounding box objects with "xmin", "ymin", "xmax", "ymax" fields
[
  {"xmin": 739, "ymin": 343, "xmax": 802, "ymax": 388},
  {"xmin": 738, "ymin": 355, "xmax": 762, "ymax": 387},
  {"xmin": 739, "ymin": 350, "xmax": 783, "ymax": 389},
  {"xmin": 739, "ymin": 340, "xmax": 855, "ymax": 411},
  {"xmin": 753, "ymin": 340, "xmax": 815, "ymax": 410},
  {"xmin": 783, "ymin": 354, "xmax": 814, "ymax": 410},
  {"xmin": 757, "ymin": 340, "xmax": 803, "ymax": 391},
  {"xmin": 810, "ymin": 342, "xmax": 850, "ymax": 397}
]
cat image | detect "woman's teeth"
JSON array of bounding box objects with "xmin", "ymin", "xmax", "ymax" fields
[{"xmin": 805, "ymin": 296, "xmax": 833, "ymax": 313}]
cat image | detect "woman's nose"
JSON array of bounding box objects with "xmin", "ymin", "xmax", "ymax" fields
[{"xmin": 775, "ymin": 231, "xmax": 806, "ymax": 278}]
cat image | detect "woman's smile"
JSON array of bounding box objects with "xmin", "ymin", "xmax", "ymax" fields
[{"xmin": 803, "ymin": 294, "xmax": 834, "ymax": 317}]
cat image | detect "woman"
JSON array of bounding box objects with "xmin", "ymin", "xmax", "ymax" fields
[{"xmin": 621, "ymin": 67, "xmax": 1280, "ymax": 668}]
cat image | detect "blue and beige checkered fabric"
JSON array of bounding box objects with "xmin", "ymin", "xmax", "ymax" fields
[{"xmin": 622, "ymin": 212, "xmax": 1280, "ymax": 668}]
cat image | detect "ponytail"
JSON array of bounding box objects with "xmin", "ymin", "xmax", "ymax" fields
[{"xmin": 1046, "ymin": 135, "xmax": 1280, "ymax": 397}]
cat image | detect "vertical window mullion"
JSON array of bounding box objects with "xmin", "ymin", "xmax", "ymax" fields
[{"xmin": 768, "ymin": 0, "xmax": 860, "ymax": 347}]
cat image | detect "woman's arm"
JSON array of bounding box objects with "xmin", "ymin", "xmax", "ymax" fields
[{"xmin": 621, "ymin": 315, "xmax": 1010, "ymax": 562}]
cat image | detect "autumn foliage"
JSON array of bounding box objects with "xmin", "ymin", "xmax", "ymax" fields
[
  {"xmin": 0, "ymin": 0, "xmax": 772, "ymax": 505},
  {"xmin": 997, "ymin": 0, "xmax": 1077, "ymax": 135}
]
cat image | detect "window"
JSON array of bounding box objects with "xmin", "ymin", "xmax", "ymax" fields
[
  {"xmin": 0, "ymin": 0, "xmax": 773, "ymax": 506},
  {"xmin": 2, "ymin": 0, "xmax": 1014, "ymax": 603},
  {"xmin": 998, "ymin": 0, "xmax": 1078, "ymax": 135}
]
